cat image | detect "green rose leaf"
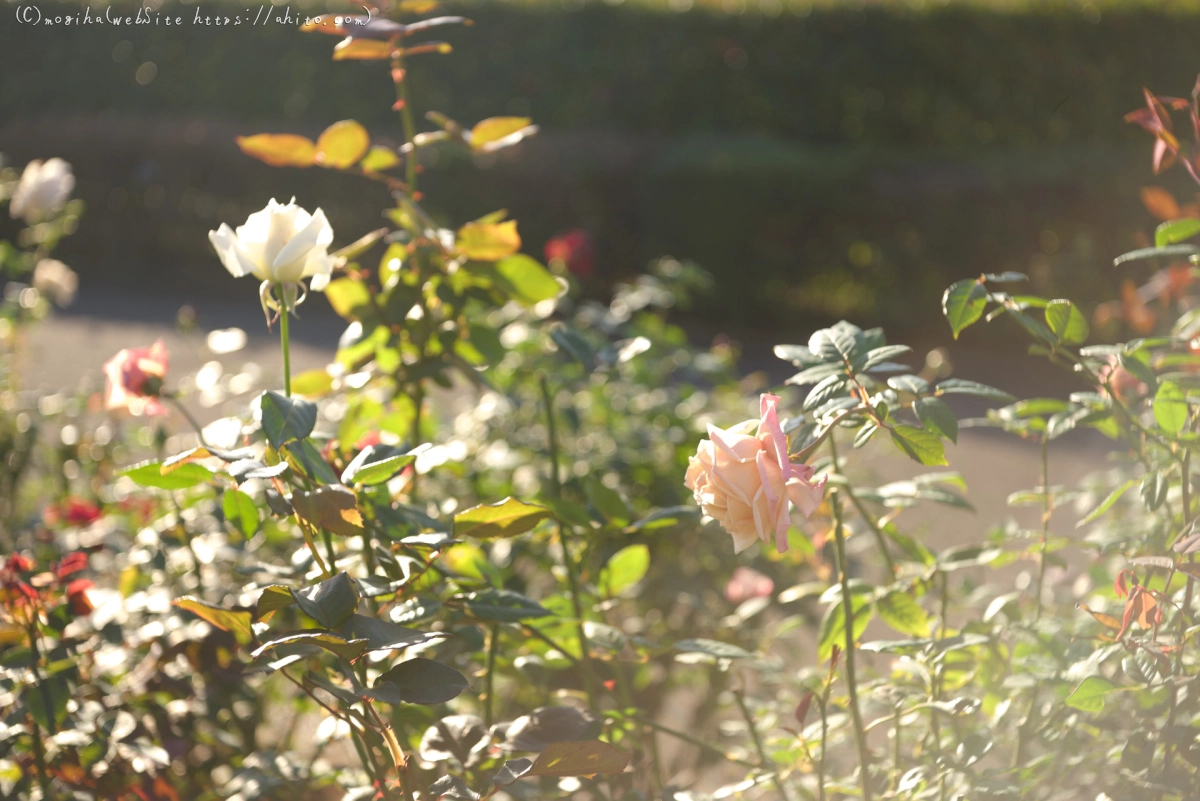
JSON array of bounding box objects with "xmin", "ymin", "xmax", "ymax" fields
[
  {"xmin": 1156, "ymin": 218, "xmax": 1200, "ymax": 247},
  {"xmin": 174, "ymin": 596, "xmax": 253, "ymax": 645},
  {"xmin": 373, "ymin": 657, "xmax": 470, "ymax": 705},
  {"xmin": 122, "ymin": 460, "xmax": 213, "ymax": 490},
  {"xmin": 222, "ymin": 488, "xmax": 260, "ymax": 538},
  {"xmin": 495, "ymin": 254, "xmax": 562, "ymax": 306},
  {"xmin": 1044, "ymin": 299, "xmax": 1089, "ymax": 346},
  {"xmin": 876, "ymin": 591, "xmax": 931, "ymax": 638},
  {"xmin": 292, "ymin": 484, "xmax": 365, "ymax": 536},
  {"xmin": 464, "ymin": 589, "xmax": 552, "ymax": 622},
  {"xmin": 251, "ymin": 632, "xmax": 368, "ymax": 662},
  {"xmin": 324, "ymin": 278, "xmax": 374, "ymax": 320},
  {"xmin": 341, "ymin": 613, "xmax": 442, "ymax": 652},
  {"xmin": 889, "ymin": 425, "xmax": 949, "ymax": 466},
  {"xmin": 598, "ymin": 544, "xmax": 650, "ymax": 597},
  {"xmin": 1154, "ymin": 380, "xmax": 1188, "ymax": 436},
  {"xmin": 454, "ymin": 497, "xmax": 552, "ymax": 539},
  {"xmin": 913, "ymin": 397, "xmax": 958, "ymax": 444},
  {"xmin": 529, "ymin": 740, "xmax": 631, "ymax": 777},
  {"xmin": 1064, "ymin": 675, "xmax": 1118, "ymax": 713},
  {"xmin": 817, "ymin": 596, "xmax": 875, "ymax": 662},
  {"xmin": 259, "ymin": 391, "xmax": 317, "ymax": 449},
  {"xmin": 942, "ymin": 279, "xmax": 987, "ymax": 339},
  {"xmin": 674, "ymin": 638, "xmax": 754, "ymax": 660},
  {"xmin": 255, "ymin": 585, "xmax": 295, "ymax": 620},
  {"xmin": 341, "ymin": 445, "xmax": 417, "ymax": 486},
  {"xmin": 291, "ymin": 571, "xmax": 361, "ymax": 629},
  {"xmin": 934, "ymin": 379, "xmax": 1015, "ymax": 403}
]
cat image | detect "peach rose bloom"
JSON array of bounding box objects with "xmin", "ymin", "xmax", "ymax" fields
[
  {"xmin": 685, "ymin": 393, "xmax": 826, "ymax": 553},
  {"xmin": 103, "ymin": 339, "xmax": 169, "ymax": 416}
]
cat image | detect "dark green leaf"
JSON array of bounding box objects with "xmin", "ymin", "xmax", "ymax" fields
[
  {"xmin": 1113, "ymin": 243, "xmax": 1200, "ymax": 266},
  {"xmin": 259, "ymin": 391, "xmax": 318, "ymax": 449},
  {"xmin": 935, "ymin": 379, "xmax": 1015, "ymax": 403},
  {"xmin": 493, "ymin": 758, "xmax": 534, "ymax": 787},
  {"xmin": 341, "ymin": 613, "xmax": 441, "ymax": 652},
  {"xmin": 252, "ymin": 632, "xmax": 368, "ymax": 662},
  {"xmin": 913, "ymin": 397, "xmax": 958, "ymax": 444},
  {"xmin": 464, "ymin": 589, "xmax": 552, "ymax": 622},
  {"xmin": 373, "ymin": 657, "xmax": 470, "ymax": 705},
  {"xmin": 292, "ymin": 572, "xmax": 361, "ymax": 629}
]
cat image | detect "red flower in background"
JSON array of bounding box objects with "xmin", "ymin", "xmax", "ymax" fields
[
  {"xmin": 102, "ymin": 339, "xmax": 169, "ymax": 417},
  {"xmin": 66, "ymin": 579, "xmax": 94, "ymax": 616},
  {"xmin": 45, "ymin": 496, "xmax": 102, "ymax": 528},
  {"xmin": 54, "ymin": 552, "xmax": 89, "ymax": 579},
  {"xmin": 544, "ymin": 229, "xmax": 595, "ymax": 280}
]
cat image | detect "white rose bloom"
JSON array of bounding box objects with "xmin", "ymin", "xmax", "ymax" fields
[
  {"xmin": 32, "ymin": 258, "xmax": 78, "ymax": 307},
  {"xmin": 10, "ymin": 158, "xmax": 75, "ymax": 224},
  {"xmin": 208, "ymin": 197, "xmax": 334, "ymax": 290}
]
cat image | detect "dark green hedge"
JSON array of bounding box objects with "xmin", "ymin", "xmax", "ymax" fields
[{"xmin": 3, "ymin": 1, "xmax": 1196, "ymax": 331}]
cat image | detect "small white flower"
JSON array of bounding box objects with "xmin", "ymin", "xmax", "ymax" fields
[
  {"xmin": 10, "ymin": 158, "xmax": 74, "ymax": 224},
  {"xmin": 208, "ymin": 197, "xmax": 334, "ymax": 290},
  {"xmin": 32, "ymin": 258, "xmax": 78, "ymax": 307}
]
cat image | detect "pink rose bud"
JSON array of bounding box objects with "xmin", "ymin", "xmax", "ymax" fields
[
  {"xmin": 685, "ymin": 393, "xmax": 826, "ymax": 553},
  {"xmin": 724, "ymin": 566, "xmax": 775, "ymax": 604},
  {"xmin": 102, "ymin": 339, "xmax": 170, "ymax": 416},
  {"xmin": 544, "ymin": 229, "xmax": 595, "ymax": 279}
]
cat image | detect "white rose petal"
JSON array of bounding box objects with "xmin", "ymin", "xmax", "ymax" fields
[
  {"xmin": 10, "ymin": 158, "xmax": 75, "ymax": 224},
  {"xmin": 208, "ymin": 197, "xmax": 334, "ymax": 289}
]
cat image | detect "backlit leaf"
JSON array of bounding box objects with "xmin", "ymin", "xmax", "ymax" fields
[
  {"xmin": 174, "ymin": 596, "xmax": 253, "ymax": 644},
  {"xmin": 236, "ymin": 133, "xmax": 316, "ymax": 168},
  {"xmin": 889, "ymin": 425, "xmax": 948, "ymax": 466},
  {"xmin": 454, "ymin": 497, "xmax": 552, "ymax": 539},
  {"xmin": 316, "ymin": 120, "xmax": 371, "ymax": 169},
  {"xmin": 943, "ymin": 279, "xmax": 987, "ymax": 339},
  {"xmin": 529, "ymin": 740, "xmax": 631, "ymax": 777}
]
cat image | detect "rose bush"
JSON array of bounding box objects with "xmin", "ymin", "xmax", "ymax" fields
[{"xmin": 10, "ymin": 9, "xmax": 1200, "ymax": 801}]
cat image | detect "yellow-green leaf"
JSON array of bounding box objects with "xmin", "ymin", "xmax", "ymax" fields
[
  {"xmin": 175, "ymin": 596, "xmax": 253, "ymax": 645},
  {"xmin": 469, "ymin": 116, "xmax": 536, "ymax": 152},
  {"xmin": 290, "ymin": 368, "xmax": 336, "ymax": 398},
  {"xmin": 236, "ymin": 133, "xmax": 316, "ymax": 168},
  {"xmin": 457, "ymin": 218, "xmax": 521, "ymax": 262},
  {"xmin": 360, "ymin": 146, "xmax": 401, "ymax": 172},
  {"xmin": 333, "ymin": 38, "xmax": 394, "ymax": 61},
  {"xmin": 454, "ymin": 497, "xmax": 552, "ymax": 539},
  {"xmin": 316, "ymin": 120, "xmax": 371, "ymax": 169},
  {"xmin": 529, "ymin": 740, "xmax": 631, "ymax": 777}
]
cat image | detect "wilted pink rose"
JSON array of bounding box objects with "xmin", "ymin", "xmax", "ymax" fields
[
  {"xmin": 544, "ymin": 229, "xmax": 595, "ymax": 279},
  {"xmin": 685, "ymin": 393, "xmax": 826, "ymax": 553},
  {"xmin": 103, "ymin": 339, "xmax": 169, "ymax": 416},
  {"xmin": 1097, "ymin": 355, "xmax": 1147, "ymax": 402},
  {"xmin": 724, "ymin": 566, "xmax": 775, "ymax": 604}
]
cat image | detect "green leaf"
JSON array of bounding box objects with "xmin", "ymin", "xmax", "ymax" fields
[
  {"xmin": 390, "ymin": 596, "xmax": 443, "ymax": 625},
  {"xmin": 23, "ymin": 676, "xmax": 70, "ymax": 731},
  {"xmin": 470, "ymin": 116, "xmax": 535, "ymax": 151},
  {"xmin": 1141, "ymin": 470, "xmax": 1170, "ymax": 512},
  {"xmin": 913, "ymin": 397, "xmax": 958, "ymax": 444},
  {"xmin": 942, "ymin": 279, "xmax": 987, "ymax": 339},
  {"xmin": 360, "ymin": 145, "xmax": 400, "ymax": 173},
  {"xmin": 674, "ymin": 638, "xmax": 754, "ymax": 660},
  {"xmin": 255, "ymin": 585, "xmax": 295, "ymax": 619},
  {"xmin": 1157, "ymin": 218, "xmax": 1200, "ymax": 247},
  {"xmin": 599, "ymin": 544, "xmax": 650, "ymax": 596},
  {"xmin": 222, "ymin": 488, "xmax": 259, "ymax": 538},
  {"xmin": 585, "ymin": 480, "xmax": 631, "ymax": 526},
  {"xmin": 121, "ymin": 460, "xmax": 213, "ymax": 490},
  {"xmin": 174, "ymin": 596, "xmax": 253, "ymax": 644},
  {"xmin": 464, "ymin": 589, "xmax": 552, "ymax": 622},
  {"xmin": 1064, "ymin": 676, "xmax": 1117, "ymax": 713},
  {"xmin": 494, "ymin": 254, "xmax": 562, "ymax": 305},
  {"xmin": 529, "ymin": 740, "xmax": 631, "ymax": 777},
  {"xmin": 290, "ymin": 368, "xmax": 335, "ymax": 398},
  {"xmin": 259, "ymin": 391, "xmax": 317, "ymax": 449},
  {"xmin": 1114, "ymin": 243, "xmax": 1200, "ymax": 266},
  {"xmin": 1044, "ymin": 299, "xmax": 1089, "ymax": 346},
  {"xmin": 373, "ymin": 657, "xmax": 469, "ymax": 705},
  {"xmin": 876, "ymin": 591, "xmax": 931, "ymax": 637},
  {"xmin": 324, "ymin": 278, "xmax": 374, "ymax": 320},
  {"xmin": 341, "ymin": 446, "xmax": 417, "ymax": 486},
  {"xmin": 454, "ymin": 497, "xmax": 552, "ymax": 539},
  {"xmin": 1154, "ymin": 381, "xmax": 1189, "ymax": 436},
  {"xmin": 861, "ymin": 344, "xmax": 912, "ymax": 371},
  {"xmin": 935, "ymin": 379, "xmax": 1015, "ymax": 403},
  {"xmin": 292, "ymin": 484, "xmax": 365, "ymax": 536},
  {"xmin": 817, "ymin": 596, "xmax": 874, "ymax": 661},
  {"xmin": 252, "ymin": 632, "xmax": 368, "ymax": 662},
  {"xmin": 341, "ymin": 613, "xmax": 440, "ymax": 652},
  {"xmin": 889, "ymin": 425, "xmax": 948, "ymax": 466},
  {"xmin": 292, "ymin": 572, "xmax": 361, "ymax": 629},
  {"xmin": 282, "ymin": 439, "xmax": 341, "ymax": 485}
]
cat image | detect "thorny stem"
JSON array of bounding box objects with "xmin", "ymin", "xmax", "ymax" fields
[
  {"xmin": 393, "ymin": 54, "xmax": 419, "ymax": 193},
  {"xmin": 734, "ymin": 684, "xmax": 793, "ymax": 801},
  {"xmin": 1034, "ymin": 434, "xmax": 1051, "ymax": 621},
  {"xmin": 829, "ymin": 432, "xmax": 873, "ymax": 801}
]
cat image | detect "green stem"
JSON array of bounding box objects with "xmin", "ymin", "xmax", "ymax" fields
[
  {"xmin": 1034, "ymin": 434, "xmax": 1050, "ymax": 621},
  {"xmin": 484, "ymin": 623, "xmax": 500, "ymax": 727},
  {"xmin": 279, "ymin": 287, "xmax": 292, "ymax": 397},
  {"xmin": 829, "ymin": 430, "xmax": 873, "ymax": 801},
  {"xmin": 393, "ymin": 54, "xmax": 418, "ymax": 194},
  {"xmin": 538, "ymin": 373, "xmax": 597, "ymax": 713},
  {"xmin": 163, "ymin": 395, "xmax": 209, "ymax": 447},
  {"xmin": 410, "ymin": 383, "xmax": 424, "ymax": 501},
  {"xmin": 734, "ymin": 685, "xmax": 793, "ymax": 801},
  {"xmin": 843, "ymin": 485, "xmax": 896, "ymax": 577}
]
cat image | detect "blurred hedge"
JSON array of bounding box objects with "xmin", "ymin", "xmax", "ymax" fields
[{"xmin": 3, "ymin": 0, "xmax": 1199, "ymax": 330}]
